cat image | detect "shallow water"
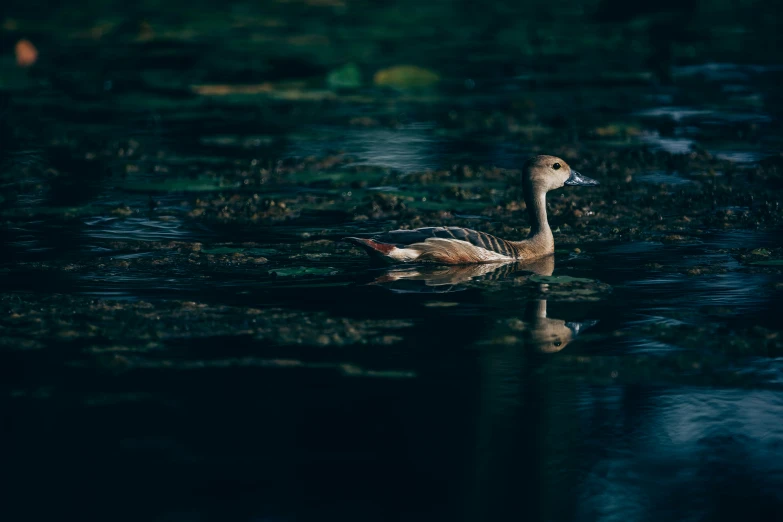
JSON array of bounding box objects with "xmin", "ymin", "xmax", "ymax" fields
[{"xmin": 3, "ymin": 1, "xmax": 783, "ymax": 521}]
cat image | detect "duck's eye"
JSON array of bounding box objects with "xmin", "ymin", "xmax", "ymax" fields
[
  {"xmin": 553, "ymin": 163, "xmax": 561, "ymax": 170},
  {"xmin": 553, "ymin": 341, "xmax": 562, "ymax": 347}
]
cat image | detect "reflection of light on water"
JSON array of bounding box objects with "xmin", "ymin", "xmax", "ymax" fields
[
  {"xmin": 603, "ymin": 241, "xmax": 664, "ymax": 255},
  {"xmin": 289, "ymin": 123, "xmax": 527, "ymax": 173},
  {"xmin": 701, "ymin": 229, "xmax": 781, "ymax": 248},
  {"xmin": 627, "ymin": 315, "xmax": 688, "ymax": 327},
  {"xmin": 621, "ymin": 339, "xmax": 689, "ymax": 354},
  {"xmin": 635, "ymin": 99, "xmax": 774, "ymax": 164},
  {"xmin": 712, "ymin": 150, "xmax": 765, "ymax": 163},
  {"xmin": 638, "ymin": 132, "xmax": 695, "ymax": 154},
  {"xmin": 673, "ymin": 62, "xmax": 783, "ymax": 79},
  {"xmin": 636, "ymin": 170, "xmax": 695, "ymax": 186},
  {"xmin": 589, "ymin": 231, "xmax": 781, "ymax": 318},
  {"xmin": 653, "ymin": 390, "xmax": 783, "ymax": 462},
  {"xmin": 626, "ymin": 271, "xmax": 772, "ymax": 309},
  {"xmin": 84, "ymin": 216, "xmax": 192, "ymax": 241},
  {"xmin": 739, "ymin": 359, "xmax": 783, "ymax": 386},
  {"xmin": 575, "ymin": 387, "xmax": 783, "ymax": 520},
  {"xmin": 287, "ymin": 123, "xmax": 443, "ymax": 173},
  {"xmin": 346, "ymin": 123, "xmax": 441, "ymax": 172},
  {"xmin": 636, "ymin": 107, "xmax": 713, "ymax": 122},
  {"xmin": 690, "ymin": 273, "xmax": 772, "ymax": 307}
]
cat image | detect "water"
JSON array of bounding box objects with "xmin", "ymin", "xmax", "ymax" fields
[{"xmin": 2, "ymin": 1, "xmax": 783, "ymax": 521}]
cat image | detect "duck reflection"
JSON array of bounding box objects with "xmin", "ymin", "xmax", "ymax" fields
[
  {"xmin": 521, "ymin": 299, "xmax": 598, "ymax": 354},
  {"xmin": 370, "ymin": 255, "xmax": 556, "ymax": 292},
  {"xmin": 369, "ymin": 255, "xmax": 597, "ymax": 353},
  {"xmin": 367, "ymin": 256, "xmax": 603, "ymax": 519}
]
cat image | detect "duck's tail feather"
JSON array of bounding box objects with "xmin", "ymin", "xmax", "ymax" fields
[{"xmin": 342, "ymin": 237, "xmax": 398, "ymax": 262}]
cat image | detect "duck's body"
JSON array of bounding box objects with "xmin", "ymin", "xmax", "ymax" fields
[
  {"xmin": 345, "ymin": 226, "xmax": 541, "ymax": 264},
  {"xmin": 345, "ymin": 155, "xmax": 598, "ymax": 265}
]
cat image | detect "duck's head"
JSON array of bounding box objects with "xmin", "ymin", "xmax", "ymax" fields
[
  {"xmin": 524, "ymin": 299, "xmax": 600, "ymax": 354},
  {"xmin": 523, "ymin": 155, "xmax": 599, "ymax": 193},
  {"xmin": 527, "ymin": 318, "xmax": 600, "ymax": 353},
  {"xmin": 526, "ymin": 317, "xmax": 577, "ymax": 353}
]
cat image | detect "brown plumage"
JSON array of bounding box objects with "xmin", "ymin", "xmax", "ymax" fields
[
  {"xmin": 368, "ymin": 259, "xmax": 599, "ymax": 352},
  {"xmin": 344, "ymin": 155, "xmax": 599, "ymax": 265}
]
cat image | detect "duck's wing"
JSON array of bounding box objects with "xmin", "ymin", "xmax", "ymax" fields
[
  {"xmin": 344, "ymin": 226, "xmax": 519, "ymax": 264},
  {"xmin": 373, "ymin": 262, "xmax": 515, "ymax": 286},
  {"xmin": 375, "ymin": 226, "xmax": 519, "ymax": 258}
]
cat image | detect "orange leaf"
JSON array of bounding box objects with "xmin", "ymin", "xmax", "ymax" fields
[{"xmin": 15, "ymin": 39, "xmax": 38, "ymax": 68}]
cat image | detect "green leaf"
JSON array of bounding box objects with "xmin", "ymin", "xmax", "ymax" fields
[
  {"xmin": 203, "ymin": 247, "xmax": 277, "ymax": 256},
  {"xmin": 373, "ymin": 65, "xmax": 440, "ymax": 89},
  {"xmin": 119, "ymin": 178, "xmax": 240, "ymax": 193},
  {"xmin": 528, "ymin": 274, "xmax": 598, "ymax": 284},
  {"xmin": 244, "ymin": 248, "xmax": 278, "ymax": 256},
  {"xmin": 202, "ymin": 247, "xmax": 243, "ymax": 254},
  {"xmin": 327, "ymin": 63, "xmax": 363, "ymax": 89},
  {"xmin": 279, "ymin": 281, "xmax": 352, "ymax": 288},
  {"xmin": 268, "ymin": 267, "xmax": 338, "ymax": 277},
  {"xmin": 750, "ymin": 260, "xmax": 783, "ymax": 266}
]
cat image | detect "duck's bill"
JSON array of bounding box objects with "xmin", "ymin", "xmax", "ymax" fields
[
  {"xmin": 564, "ymin": 170, "xmax": 599, "ymax": 186},
  {"xmin": 566, "ymin": 320, "xmax": 599, "ymax": 336}
]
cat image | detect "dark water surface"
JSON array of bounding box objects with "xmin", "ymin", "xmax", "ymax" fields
[{"xmin": 3, "ymin": 1, "xmax": 783, "ymax": 521}]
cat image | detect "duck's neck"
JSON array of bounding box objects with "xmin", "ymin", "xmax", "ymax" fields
[{"xmin": 522, "ymin": 184, "xmax": 554, "ymax": 252}]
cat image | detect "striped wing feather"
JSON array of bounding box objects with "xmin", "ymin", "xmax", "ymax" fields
[{"xmin": 375, "ymin": 227, "xmax": 517, "ymax": 258}]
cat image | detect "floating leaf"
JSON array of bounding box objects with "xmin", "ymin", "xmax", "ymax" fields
[
  {"xmin": 327, "ymin": 63, "xmax": 362, "ymax": 89},
  {"xmin": 269, "ymin": 266, "xmax": 338, "ymax": 277},
  {"xmin": 191, "ymin": 83, "xmax": 273, "ymax": 96},
  {"xmin": 281, "ymin": 281, "xmax": 352, "ymax": 289},
  {"xmin": 423, "ymin": 301, "xmax": 460, "ymax": 308},
  {"xmin": 15, "ymin": 39, "xmax": 38, "ymax": 68},
  {"xmin": 245, "ymin": 248, "xmax": 278, "ymax": 256},
  {"xmin": 373, "ymin": 65, "xmax": 439, "ymax": 89},
  {"xmin": 202, "ymin": 247, "xmax": 243, "ymax": 254},
  {"xmin": 119, "ymin": 178, "xmax": 240, "ymax": 193},
  {"xmin": 0, "ymin": 205, "xmax": 101, "ymax": 218},
  {"xmin": 529, "ymin": 275, "xmax": 598, "ymax": 284},
  {"xmin": 295, "ymin": 170, "xmax": 378, "ymax": 184},
  {"xmin": 751, "ymin": 248, "xmax": 771, "ymax": 256},
  {"xmin": 591, "ymin": 123, "xmax": 642, "ymax": 138},
  {"xmin": 203, "ymin": 247, "xmax": 276, "ymax": 256}
]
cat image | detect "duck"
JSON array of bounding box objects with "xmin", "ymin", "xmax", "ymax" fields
[
  {"xmin": 522, "ymin": 299, "xmax": 598, "ymax": 354},
  {"xmin": 344, "ymin": 155, "xmax": 599, "ymax": 264},
  {"xmin": 368, "ymin": 259, "xmax": 599, "ymax": 353},
  {"xmin": 370, "ymin": 255, "xmax": 557, "ymax": 291}
]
